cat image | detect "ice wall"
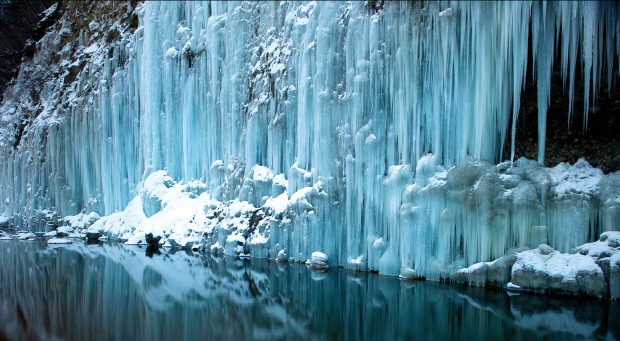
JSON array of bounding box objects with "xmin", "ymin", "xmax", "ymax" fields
[{"xmin": 1, "ymin": 1, "xmax": 620, "ymax": 278}]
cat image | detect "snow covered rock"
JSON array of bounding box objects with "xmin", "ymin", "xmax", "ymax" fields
[
  {"xmin": 511, "ymin": 245, "xmax": 607, "ymax": 297},
  {"xmin": 457, "ymin": 232, "xmax": 620, "ymax": 298},
  {"xmin": 16, "ymin": 232, "xmax": 36, "ymax": 240},
  {"xmin": 56, "ymin": 225, "xmax": 74, "ymax": 237},
  {"xmin": 276, "ymin": 249, "xmax": 288, "ymax": 263},
  {"xmin": 308, "ymin": 251, "xmax": 329, "ymax": 270},
  {"xmin": 86, "ymin": 232, "xmax": 101, "ymax": 241},
  {"xmin": 454, "ymin": 254, "xmax": 517, "ymax": 287},
  {"xmin": 574, "ymin": 231, "xmax": 620, "ymax": 299},
  {"xmin": 62, "ymin": 212, "xmax": 100, "ymax": 230},
  {"xmin": 0, "ymin": 216, "xmax": 9, "ymax": 229},
  {"xmin": 399, "ymin": 268, "xmax": 424, "ymax": 280},
  {"xmin": 348, "ymin": 256, "xmax": 365, "ymax": 272}
]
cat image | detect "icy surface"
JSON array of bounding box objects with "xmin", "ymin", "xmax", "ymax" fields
[{"xmin": 0, "ymin": 2, "xmax": 619, "ymax": 280}]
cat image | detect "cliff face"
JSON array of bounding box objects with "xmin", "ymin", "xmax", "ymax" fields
[
  {"xmin": 0, "ymin": 0, "xmax": 56, "ymax": 94},
  {"xmin": 0, "ymin": 1, "xmax": 619, "ymax": 280},
  {"xmin": 0, "ymin": 0, "xmax": 138, "ymax": 226}
]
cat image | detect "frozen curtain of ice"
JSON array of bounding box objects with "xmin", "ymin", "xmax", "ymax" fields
[{"xmin": 1, "ymin": 1, "xmax": 620, "ymax": 278}]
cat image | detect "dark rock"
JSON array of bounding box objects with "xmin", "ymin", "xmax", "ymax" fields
[
  {"xmin": 611, "ymin": 258, "xmax": 620, "ymax": 300},
  {"xmin": 86, "ymin": 232, "xmax": 101, "ymax": 240},
  {"xmin": 145, "ymin": 233, "xmax": 161, "ymax": 248},
  {"xmin": 596, "ymin": 258, "xmax": 611, "ymax": 297},
  {"xmin": 0, "ymin": 0, "xmax": 56, "ymax": 93},
  {"xmin": 145, "ymin": 245, "xmax": 161, "ymax": 257}
]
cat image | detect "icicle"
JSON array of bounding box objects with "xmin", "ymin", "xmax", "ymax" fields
[
  {"xmin": 582, "ymin": 2, "xmax": 596, "ymax": 129},
  {"xmin": 533, "ymin": 3, "xmax": 554, "ymax": 165},
  {"xmin": 510, "ymin": 2, "xmax": 530, "ymax": 167}
]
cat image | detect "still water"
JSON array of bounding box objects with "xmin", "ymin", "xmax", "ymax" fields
[{"xmin": 0, "ymin": 239, "xmax": 617, "ymax": 340}]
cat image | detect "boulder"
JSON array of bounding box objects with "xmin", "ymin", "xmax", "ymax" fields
[
  {"xmin": 453, "ymin": 254, "xmax": 516, "ymax": 287},
  {"xmin": 511, "ymin": 246, "xmax": 608, "ymax": 297},
  {"xmin": 308, "ymin": 251, "xmax": 329, "ymax": 270}
]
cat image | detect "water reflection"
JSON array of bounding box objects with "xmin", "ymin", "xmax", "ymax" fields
[{"xmin": 0, "ymin": 240, "xmax": 617, "ymax": 340}]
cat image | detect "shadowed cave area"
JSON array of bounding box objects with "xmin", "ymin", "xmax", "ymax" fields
[{"xmin": 507, "ymin": 36, "xmax": 620, "ymax": 172}]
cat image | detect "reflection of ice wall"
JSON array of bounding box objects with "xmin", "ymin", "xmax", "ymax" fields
[{"xmin": 1, "ymin": 2, "xmax": 620, "ymax": 277}]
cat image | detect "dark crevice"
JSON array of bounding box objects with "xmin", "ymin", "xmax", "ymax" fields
[{"xmin": 505, "ymin": 23, "xmax": 620, "ymax": 172}]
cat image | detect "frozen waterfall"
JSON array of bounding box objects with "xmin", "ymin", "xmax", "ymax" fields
[{"xmin": 1, "ymin": 1, "xmax": 619, "ymax": 279}]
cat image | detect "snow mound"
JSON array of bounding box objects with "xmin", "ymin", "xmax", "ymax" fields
[{"xmin": 90, "ymin": 170, "xmax": 216, "ymax": 247}]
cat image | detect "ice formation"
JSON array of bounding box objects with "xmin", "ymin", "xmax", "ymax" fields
[{"xmin": 0, "ymin": 2, "xmax": 620, "ymax": 280}]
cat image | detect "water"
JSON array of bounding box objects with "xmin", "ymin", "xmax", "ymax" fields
[{"xmin": 0, "ymin": 239, "xmax": 617, "ymax": 341}]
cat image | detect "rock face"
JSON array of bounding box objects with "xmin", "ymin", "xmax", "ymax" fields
[
  {"xmin": 455, "ymin": 232, "xmax": 620, "ymax": 299},
  {"xmin": 574, "ymin": 232, "xmax": 620, "ymax": 299},
  {"xmin": 611, "ymin": 260, "xmax": 620, "ymax": 299},
  {"xmin": 0, "ymin": 0, "xmax": 55, "ymax": 93}
]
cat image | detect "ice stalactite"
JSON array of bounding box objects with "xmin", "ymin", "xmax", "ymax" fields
[{"xmin": 1, "ymin": 1, "xmax": 620, "ymax": 278}]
